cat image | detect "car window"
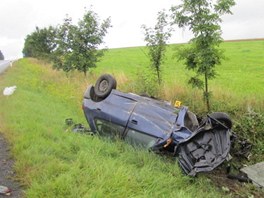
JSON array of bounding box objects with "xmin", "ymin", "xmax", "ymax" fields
[
  {"xmin": 125, "ymin": 129, "xmax": 157, "ymax": 148},
  {"xmin": 95, "ymin": 119, "xmax": 125, "ymax": 139}
]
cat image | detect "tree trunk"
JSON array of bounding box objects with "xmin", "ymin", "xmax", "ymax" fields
[
  {"xmin": 204, "ymin": 72, "xmax": 210, "ymax": 112},
  {"xmin": 84, "ymin": 67, "xmax": 87, "ymax": 77},
  {"xmin": 157, "ymin": 69, "xmax": 161, "ymax": 85}
]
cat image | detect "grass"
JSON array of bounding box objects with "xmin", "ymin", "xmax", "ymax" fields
[
  {"xmin": 0, "ymin": 59, "xmax": 231, "ymax": 197},
  {"xmin": 93, "ymin": 40, "xmax": 264, "ymax": 162},
  {"xmin": 94, "ymin": 40, "xmax": 264, "ymax": 111},
  {"xmin": 0, "ymin": 40, "xmax": 263, "ymax": 197}
]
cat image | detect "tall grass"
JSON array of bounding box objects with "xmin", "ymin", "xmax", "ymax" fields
[{"xmin": 0, "ymin": 59, "xmax": 229, "ymax": 197}]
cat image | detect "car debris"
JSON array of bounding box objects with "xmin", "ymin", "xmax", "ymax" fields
[
  {"xmin": 231, "ymin": 135, "xmax": 252, "ymax": 160},
  {"xmin": 241, "ymin": 161, "xmax": 264, "ymax": 188},
  {"xmin": 65, "ymin": 118, "xmax": 74, "ymax": 126},
  {"xmin": 82, "ymin": 74, "xmax": 233, "ymax": 176},
  {"xmin": 227, "ymin": 171, "xmax": 252, "ymax": 183},
  {"xmin": 0, "ymin": 185, "xmax": 11, "ymax": 196},
  {"xmin": 65, "ymin": 118, "xmax": 93, "ymax": 135},
  {"xmin": 3, "ymin": 86, "xmax": 17, "ymax": 96}
]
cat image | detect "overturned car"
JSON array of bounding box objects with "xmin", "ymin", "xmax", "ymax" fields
[{"xmin": 83, "ymin": 74, "xmax": 232, "ymax": 176}]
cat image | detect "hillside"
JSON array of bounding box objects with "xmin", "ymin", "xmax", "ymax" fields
[{"xmin": 0, "ymin": 40, "xmax": 263, "ymax": 197}]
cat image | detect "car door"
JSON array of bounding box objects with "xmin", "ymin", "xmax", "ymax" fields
[
  {"xmin": 85, "ymin": 91, "xmax": 137, "ymax": 136},
  {"xmin": 125, "ymin": 100, "xmax": 178, "ymax": 147}
]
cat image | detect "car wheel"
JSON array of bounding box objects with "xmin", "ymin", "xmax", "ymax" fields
[
  {"xmin": 209, "ymin": 112, "xmax": 232, "ymax": 129},
  {"xmin": 84, "ymin": 85, "xmax": 94, "ymax": 99},
  {"xmin": 94, "ymin": 74, "xmax": 117, "ymax": 98}
]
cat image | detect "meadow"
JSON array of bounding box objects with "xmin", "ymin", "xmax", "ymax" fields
[
  {"xmin": 0, "ymin": 40, "xmax": 263, "ymax": 197},
  {"xmin": 95, "ymin": 40, "xmax": 264, "ymax": 112}
]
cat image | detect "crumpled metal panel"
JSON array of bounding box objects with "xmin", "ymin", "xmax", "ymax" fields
[{"xmin": 175, "ymin": 124, "xmax": 231, "ymax": 176}]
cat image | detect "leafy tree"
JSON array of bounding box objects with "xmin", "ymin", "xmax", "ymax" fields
[
  {"xmin": 22, "ymin": 26, "xmax": 56, "ymax": 59},
  {"xmin": 142, "ymin": 10, "xmax": 172, "ymax": 84},
  {"xmin": 171, "ymin": 0, "xmax": 235, "ymax": 112},
  {"xmin": 52, "ymin": 9, "xmax": 111, "ymax": 76},
  {"xmin": 0, "ymin": 50, "xmax": 4, "ymax": 60}
]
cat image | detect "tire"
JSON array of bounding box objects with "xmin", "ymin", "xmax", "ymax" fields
[
  {"xmin": 83, "ymin": 85, "xmax": 94, "ymax": 99},
  {"xmin": 94, "ymin": 74, "xmax": 117, "ymax": 98},
  {"xmin": 209, "ymin": 112, "xmax": 232, "ymax": 129}
]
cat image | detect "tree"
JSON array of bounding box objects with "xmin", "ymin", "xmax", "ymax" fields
[
  {"xmin": 52, "ymin": 9, "xmax": 111, "ymax": 76},
  {"xmin": 0, "ymin": 50, "xmax": 4, "ymax": 60},
  {"xmin": 142, "ymin": 10, "xmax": 172, "ymax": 84},
  {"xmin": 22, "ymin": 26, "xmax": 56, "ymax": 59},
  {"xmin": 171, "ymin": 0, "xmax": 235, "ymax": 112}
]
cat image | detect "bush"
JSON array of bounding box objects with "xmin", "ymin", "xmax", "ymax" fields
[{"xmin": 233, "ymin": 108, "xmax": 264, "ymax": 161}]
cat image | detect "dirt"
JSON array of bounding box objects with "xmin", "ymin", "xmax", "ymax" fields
[
  {"xmin": 207, "ymin": 166, "xmax": 264, "ymax": 198},
  {"xmin": 0, "ymin": 133, "xmax": 23, "ymax": 197}
]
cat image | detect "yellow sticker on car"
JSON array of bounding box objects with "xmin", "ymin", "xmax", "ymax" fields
[{"xmin": 174, "ymin": 100, "xmax": 182, "ymax": 108}]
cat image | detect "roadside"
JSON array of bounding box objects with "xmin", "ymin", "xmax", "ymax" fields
[
  {"xmin": 0, "ymin": 133, "xmax": 23, "ymax": 197},
  {"xmin": 0, "ymin": 60, "xmax": 23, "ymax": 197},
  {"xmin": 0, "ymin": 60, "xmax": 12, "ymax": 74}
]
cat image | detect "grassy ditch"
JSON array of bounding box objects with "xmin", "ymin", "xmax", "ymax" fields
[{"xmin": 0, "ymin": 59, "xmax": 233, "ymax": 197}]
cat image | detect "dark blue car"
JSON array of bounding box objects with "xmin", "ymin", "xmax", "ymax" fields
[{"xmin": 83, "ymin": 74, "xmax": 232, "ymax": 176}]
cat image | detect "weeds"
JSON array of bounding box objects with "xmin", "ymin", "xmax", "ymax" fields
[
  {"xmin": 233, "ymin": 109, "xmax": 264, "ymax": 161},
  {"xmin": 133, "ymin": 66, "xmax": 161, "ymax": 97}
]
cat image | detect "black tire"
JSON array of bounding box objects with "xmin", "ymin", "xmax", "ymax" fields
[
  {"xmin": 209, "ymin": 112, "xmax": 232, "ymax": 129},
  {"xmin": 94, "ymin": 74, "xmax": 117, "ymax": 98}
]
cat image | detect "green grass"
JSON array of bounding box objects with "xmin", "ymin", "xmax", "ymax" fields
[
  {"xmin": 94, "ymin": 40, "xmax": 264, "ymax": 111},
  {"xmin": 1, "ymin": 40, "xmax": 263, "ymax": 197},
  {"xmin": 0, "ymin": 59, "xmax": 230, "ymax": 197}
]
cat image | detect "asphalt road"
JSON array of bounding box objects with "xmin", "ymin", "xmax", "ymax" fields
[{"xmin": 0, "ymin": 60, "xmax": 12, "ymax": 74}]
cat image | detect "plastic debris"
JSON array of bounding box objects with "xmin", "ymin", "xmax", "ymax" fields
[
  {"xmin": 64, "ymin": 118, "xmax": 93, "ymax": 135},
  {"xmin": 72, "ymin": 123, "xmax": 86, "ymax": 133},
  {"xmin": 3, "ymin": 86, "xmax": 17, "ymax": 96},
  {"xmin": 0, "ymin": 185, "xmax": 11, "ymax": 196},
  {"xmin": 65, "ymin": 118, "xmax": 74, "ymax": 126},
  {"xmin": 241, "ymin": 161, "xmax": 264, "ymax": 188}
]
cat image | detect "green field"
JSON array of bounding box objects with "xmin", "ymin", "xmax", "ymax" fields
[
  {"xmin": 0, "ymin": 40, "xmax": 263, "ymax": 197},
  {"xmin": 95, "ymin": 40, "xmax": 264, "ymax": 111}
]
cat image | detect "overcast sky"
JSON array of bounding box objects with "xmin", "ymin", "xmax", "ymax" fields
[{"xmin": 1, "ymin": 0, "xmax": 264, "ymax": 60}]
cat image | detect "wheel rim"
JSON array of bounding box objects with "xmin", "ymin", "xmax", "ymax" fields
[{"xmin": 99, "ymin": 80, "xmax": 109, "ymax": 92}]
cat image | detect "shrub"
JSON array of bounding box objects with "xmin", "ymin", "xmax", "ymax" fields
[{"xmin": 233, "ymin": 108, "xmax": 264, "ymax": 161}]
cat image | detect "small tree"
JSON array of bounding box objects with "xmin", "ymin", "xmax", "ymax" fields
[
  {"xmin": 52, "ymin": 9, "xmax": 111, "ymax": 76},
  {"xmin": 0, "ymin": 50, "xmax": 4, "ymax": 60},
  {"xmin": 171, "ymin": 0, "xmax": 235, "ymax": 112},
  {"xmin": 51, "ymin": 16, "xmax": 76, "ymax": 73},
  {"xmin": 23, "ymin": 26, "xmax": 56, "ymax": 59},
  {"xmin": 142, "ymin": 10, "xmax": 172, "ymax": 84}
]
